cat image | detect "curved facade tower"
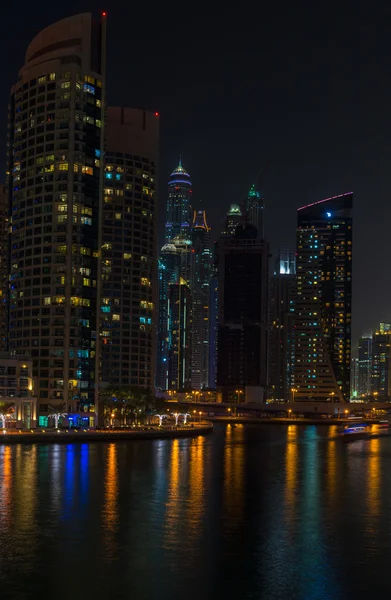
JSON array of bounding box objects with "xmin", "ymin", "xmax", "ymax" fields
[
  {"xmin": 165, "ymin": 159, "xmax": 192, "ymax": 242},
  {"xmin": 7, "ymin": 13, "xmax": 107, "ymax": 422}
]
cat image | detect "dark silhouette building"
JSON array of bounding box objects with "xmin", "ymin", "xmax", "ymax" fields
[
  {"xmin": 167, "ymin": 279, "xmax": 192, "ymax": 390},
  {"xmin": 295, "ymin": 192, "xmax": 353, "ymax": 402},
  {"xmin": 216, "ymin": 223, "xmax": 269, "ymax": 403},
  {"xmin": 358, "ymin": 333, "xmax": 372, "ymax": 398}
]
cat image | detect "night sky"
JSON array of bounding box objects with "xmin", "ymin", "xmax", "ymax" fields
[{"xmin": 1, "ymin": 1, "xmax": 391, "ymax": 346}]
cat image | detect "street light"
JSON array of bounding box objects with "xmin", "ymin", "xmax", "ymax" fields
[
  {"xmin": 199, "ymin": 411, "xmax": 202, "ymax": 423},
  {"xmin": 288, "ymin": 409, "xmax": 292, "ymax": 419},
  {"xmin": 291, "ymin": 388, "xmax": 297, "ymax": 403},
  {"xmin": 235, "ymin": 389, "xmax": 244, "ymax": 403}
]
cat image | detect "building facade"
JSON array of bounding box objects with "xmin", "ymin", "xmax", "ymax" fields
[
  {"xmin": 191, "ymin": 209, "xmax": 211, "ymax": 389},
  {"xmin": 165, "ymin": 159, "xmax": 192, "ymax": 243},
  {"xmin": 167, "ymin": 279, "xmax": 192, "ymax": 390},
  {"xmin": 295, "ymin": 193, "xmax": 353, "ymax": 402},
  {"xmin": 0, "ymin": 354, "xmax": 37, "ymax": 428},
  {"xmin": 99, "ymin": 107, "xmax": 159, "ymax": 391},
  {"xmin": 216, "ymin": 224, "xmax": 269, "ymax": 403},
  {"xmin": 268, "ymin": 248, "xmax": 296, "ymax": 401},
  {"xmin": 0, "ymin": 186, "xmax": 8, "ymax": 351},
  {"xmin": 371, "ymin": 327, "xmax": 391, "ymax": 399},
  {"xmin": 358, "ymin": 333, "xmax": 372, "ymax": 398},
  {"xmin": 247, "ymin": 184, "xmax": 264, "ymax": 239},
  {"xmin": 7, "ymin": 13, "xmax": 107, "ymax": 421}
]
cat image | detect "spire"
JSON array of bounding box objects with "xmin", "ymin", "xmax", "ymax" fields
[{"xmin": 178, "ymin": 154, "xmax": 182, "ymax": 168}]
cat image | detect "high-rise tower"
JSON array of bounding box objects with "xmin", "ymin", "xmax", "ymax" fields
[
  {"xmin": 99, "ymin": 107, "xmax": 159, "ymax": 391},
  {"xmin": 165, "ymin": 159, "xmax": 192, "ymax": 242},
  {"xmin": 0, "ymin": 185, "xmax": 8, "ymax": 351},
  {"xmin": 247, "ymin": 184, "xmax": 264, "ymax": 239},
  {"xmin": 7, "ymin": 13, "xmax": 106, "ymax": 421},
  {"xmin": 216, "ymin": 223, "xmax": 269, "ymax": 403},
  {"xmin": 358, "ymin": 332, "xmax": 372, "ymax": 397},
  {"xmin": 268, "ymin": 248, "xmax": 296, "ymax": 401},
  {"xmin": 295, "ymin": 192, "xmax": 353, "ymax": 402},
  {"xmin": 191, "ymin": 209, "xmax": 211, "ymax": 389}
]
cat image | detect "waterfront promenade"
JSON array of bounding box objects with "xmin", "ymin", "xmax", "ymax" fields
[{"xmin": 0, "ymin": 422, "xmax": 213, "ymax": 444}]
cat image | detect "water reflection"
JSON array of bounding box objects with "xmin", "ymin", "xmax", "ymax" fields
[
  {"xmin": 284, "ymin": 425, "xmax": 298, "ymax": 524},
  {"xmin": 102, "ymin": 443, "xmax": 118, "ymax": 558},
  {"xmin": 367, "ymin": 437, "xmax": 380, "ymax": 518},
  {"xmin": 0, "ymin": 446, "xmax": 12, "ymax": 531},
  {"xmin": 223, "ymin": 424, "xmax": 245, "ymax": 533},
  {"xmin": 186, "ymin": 437, "xmax": 205, "ymax": 539}
]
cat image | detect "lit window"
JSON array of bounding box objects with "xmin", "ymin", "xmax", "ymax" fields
[
  {"xmin": 74, "ymin": 164, "xmax": 80, "ymax": 172},
  {"xmin": 115, "ymin": 213, "xmax": 122, "ymax": 220},
  {"xmin": 112, "ymin": 314, "xmax": 120, "ymax": 321},
  {"xmin": 96, "ymin": 79, "xmax": 102, "ymax": 88},
  {"xmin": 95, "ymin": 159, "xmax": 100, "ymax": 167},
  {"xmin": 82, "ymin": 166, "xmax": 93, "ymax": 176},
  {"xmin": 45, "ymin": 154, "xmax": 55, "ymax": 162},
  {"xmin": 81, "ymin": 216, "xmax": 92, "ymax": 226},
  {"xmin": 84, "ymin": 115, "xmax": 94, "ymax": 125},
  {"xmin": 80, "ymin": 247, "xmax": 91, "ymax": 256},
  {"xmin": 61, "ymin": 81, "xmax": 71, "ymax": 89},
  {"xmin": 38, "ymin": 75, "xmax": 46, "ymax": 84},
  {"xmin": 58, "ymin": 163, "xmax": 68, "ymax": 171},
  {"xmin": 57, "ymin": 245, "xmax": 67, "ymax": 253},
  {"xmin": 49, "ymin": 73, "xmax": 56, "ymax": 81},
  {"xmin": 83, "ymin": 278, "xmax": 91, "ymax": 287},
  {"xmin": 115, "ymin": 173, "xmax": 121, "ymax": 180},
  {"xmin": 104, "ymin": 188, "xmax": 114, "ymax": 195},
  {"xmin": 96, "ymin": 119, "xmax": 102, "ymax": 128},
  {"xmin": 83, "ymin": 83, "xmax": 95, "ymax": 95},
  {"xmin": 44, "ymin": 297, "xmax": 51, "ymax": 305},
  {"xmin": 123, "ymin": 253, "xmax": 132, "ymax": 260},
  {"xmin": 84, "ymin": 75, "xmax": 95, "ymax": 84},
  {"xmin": 63, "ymin": 72, "xmax": 71, "ymax": 79},
  {"xmin": 125, "ymin": 184, "xmax": 133, "ymax": 191},
  {"xmin": 105, "ymin": 173, "xmax": 113, "ymax": 180},
  {"xmin": 95, "ymin": 149, "xmax": 101, "ymax": 158},
  {"xmin": 96, "ymin": 99, "xmax": 101, "ymax": 107}
]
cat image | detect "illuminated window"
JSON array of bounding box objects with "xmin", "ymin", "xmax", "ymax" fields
[
  {"xmin": 46, "ymin": 154, "xmax": 55, "ymax": 162},
  {"xmin": 36, "ymin": 157, "xmax": 44, "ymax": 165},
  {"xmin": 112, "ymin": 314, "xmax": 120, "ymax": 321},
  {"xmin": 96, "ymin": 119, "xmax": 102, "ymax": 128},
  {"xmin": 44, "ymin": 164, "xmax": 54, "ymax": 173},
  {"xmin": 44, "ymin": 297, "xmax": 51, "ymax": 305},
  {"xmin": 104, "ymin": 188, "xmax": 114, "ymax": 195},
  {"xmin": 57, "ymin": 205, "xmax": 67, "ymax": 212},
  {"xmin": 84, "ymin": 115, "xmax": 94, "ymax": 125},
  {"xmin": 58, "ymin": 163, "xmax": 68, "ymax": 171},
  {"xmin": 74, "ymin": 164, "xmax": 80, "ymax": 172},
  {"xmin": 81, "ymin": 207, "xmax": 93, "ymax": 216},
  {"xmin": 61, "ymin": 81, "xmax": 71, "ymax": 89},
  {"xmin": 105, "ymin": 173, "xmax": 113, "ymax": 180},
  {"xmin": 57, "ymin": 215, "xmax": 67, "ymax": 223},
  {"xmin": 96, "ymin": 99, "xmax": 101, "ymax": 107},
  {"xmin": 81, "ymin": 216, "xmax": 92, "ymax": 226},
  {"xmin": 49, "ymin": 73, "xmax": 56, "ymax": 81},
  {"xmin": 95, "ymin": 159, "xmax": 100, "ymax": 167},
  {"xmin": 83, "ymin": 278, "xmax": 91, "ymax": 287},
  {"xmin": 125, "ymin": 184, "xmax": 133, "ymax": 191},
  {"xmin": 123, "ymin": 253, "xmax": 132, "ymax": 260},
  {"xmin": 82, "ymin": 166, "xmax": 93, "ymax": 176},
  {"xmin": 83, "ymin": 83, "xmax": 95, "ymax": 95},
  {"xmin": 57, "ymin": 245, "xmax": 67, "ymax": 253},
  {"xmin": 84, "ymin": 75, "xmax": 95, "ymax": 84},
  {"xmin": 96, "ymin": 79, "xmax": 102, "ymax": 88},
  {"xmin": 115, "ymin": 213, "xmax": 122, "ymax": 220},
  {"xmin": 38, "ymin": 75, "xmax": 46, "ymax": 84},
  {"xmin": 114, "ymin": 189, "xmax": 123, "ymax": 196},
  {"xmin": 80, "ymin": 247, "xmax": 91, "ymax": 256}
]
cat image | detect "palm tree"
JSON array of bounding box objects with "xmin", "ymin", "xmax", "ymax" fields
[
  {"xmin": 48, "ymin": 402, "xmax": 67, "ymax": 428},
  {"xmin": 100, "ymin": 385, "xmax": 157, "ymax": 425},
  {"xmin": 0, "ymin": 402, "xmax": 15, "ymax": 429}
]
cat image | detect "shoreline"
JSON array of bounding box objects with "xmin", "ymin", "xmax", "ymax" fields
[
  {"xmin": 207, "ymin": 416, "xmax": 354, "ymax": 426},
  {"xmin": 0, "ymin": 422, "xmax": 213, "ymax": 445}
]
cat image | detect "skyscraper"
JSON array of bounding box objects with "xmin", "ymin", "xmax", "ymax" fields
[
  {"xmin": 0, "ymin": 186, "xmax": 8, "ymax": 351},
  {"xmin": 358, "ymin": 332, "xmax": 372, "ymax": 398},
  {"xmin": 268, "ymin": 248, "xmax": 296, "ymax": 401},
  {"xmin": 167, "ymin": 279, "xmax": 192, "ymax": 390},
  {"xmin": 99, "ymin": 107, "xmax": 159, "ymax": 391},
  {"xmin": 156, "ymin": 244, "xmax": 179, "ymax": 391},
  {"xmin": 216, "ymin": 223, "xmax": 269, "ymax": 403},
  {"xmin": 191, "ymin": 209, "xmax": 211, "ymax": 389},
  {"xmin": 371, "ymin": 325, "xmax": 391, "ymax": 399},
  {"xmin": 247, "ymin": 184, "xmax": 264, "ymax": 239},
  {"xmin": 295, "ymin": 192, "xmax": 353, "ymax": 402},
  {"xmin": 223, "ymin": 204, "xmax": 242, "ymax": 236},
  {"xmin": 165, "ymin": 159, "xmax": 192, "ymax": 243},
  {"xmin": 7, "ymin": 13, "xmax": 106, "ymax": 421}
]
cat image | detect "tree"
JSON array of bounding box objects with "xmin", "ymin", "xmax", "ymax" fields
[
  {"xmin": 99, "ymin": 385, "xmax": 157, "ymax": 426},
  {"xmin": 0, "ymin": 402, "xmax": 15, "ymax": 429},
  {"xmin": 48, "ymin": 402, "xmax": 67, "ymax": 428}
]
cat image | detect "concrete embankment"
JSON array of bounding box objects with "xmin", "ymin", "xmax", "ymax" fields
[
  {"xmin": 0, "ymin": 422, "xmax": 213, "ymax": 445},
  {"xmin": 207, "ymin": 416, "xmax": 352, "ymax": 426}
]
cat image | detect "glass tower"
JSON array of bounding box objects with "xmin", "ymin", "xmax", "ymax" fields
[
  {"xmin": 295, "ymin": 192, "xmax": 353, "ymax": 402},
  {"xmin": 165, "ymin": 159, "xmax": 192, "ymax": 242}
]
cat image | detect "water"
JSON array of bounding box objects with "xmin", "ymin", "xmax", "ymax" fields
[{"xmin": 0, "ymin": 424, "xmax": 390, "ymax": 599}]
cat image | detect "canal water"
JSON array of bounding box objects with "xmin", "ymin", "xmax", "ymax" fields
[{"xmin": 0, "ymin": 424, "xmax": 390, "ymax": 599}]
